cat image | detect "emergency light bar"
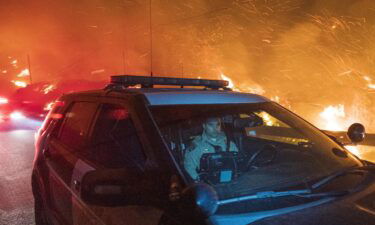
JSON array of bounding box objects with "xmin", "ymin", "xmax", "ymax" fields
[{"xmin": 110, "ymin": 75, "xmax": 229, "ymax": 89}]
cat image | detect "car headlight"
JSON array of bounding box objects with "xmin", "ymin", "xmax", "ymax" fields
[{"xmin": 10, "ymin": 111, "xmax": 26, "ymax": 120}]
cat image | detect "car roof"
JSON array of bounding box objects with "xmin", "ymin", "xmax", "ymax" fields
[
  {"xmin": 140, "ymin": 89, "xmax": 269, "ymax": 105},
  {"xmin": 61, "ymin": 88, "xmax": 270, "ymax": 106}
]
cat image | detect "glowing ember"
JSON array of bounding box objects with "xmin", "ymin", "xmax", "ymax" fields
[
  {"xmin": 320, "ymin": 105, "xmax": 345, "ymax": 131},
  {"xmin": 363, "ymin": 76, "xmax": 371, "ymax": 82},
  {"xmin": 42, "ymin": 84, "xmax": 56, "ymax": 94},
  {"xmin": 362, "ymin": 76, "xmax": 375, "ymax": 89},
  {"xmin": 0, "ymin": 97, "xmax": 8, "ymax": 104},
  {"xmin": 91, "ymin": 69, "xmax": 105, "ymax": 75},
  {"xmin": 17, "ymin": 69, "xmax": 30, "ymax": 77},
  {"xmin": 44, "ymin": 102, "xmax": 54, "ymax": 111},
  {"xmin": 10, "ymin": 59, "xmax": 17, "ymax": 65},
  {"xmin": 11, "ymin": 80, "xmax": 27, "ymax": 88},
  {"xmin": 2, "ymin": 70, "xmax": 7, "ymax": 74}
]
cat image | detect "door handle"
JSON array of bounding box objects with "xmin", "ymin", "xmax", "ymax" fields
[
  {"xmin": 42, "ymin": 148, "xmax": 50, "ymax": 158},
  {"xmin": 73, "ymin": 180, "xmax": 81, "ymax": 191}
]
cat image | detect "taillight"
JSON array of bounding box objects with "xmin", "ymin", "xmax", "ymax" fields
[{"xmin": 0, "ymin": 97, "xmax": 8, "ymax": 104}]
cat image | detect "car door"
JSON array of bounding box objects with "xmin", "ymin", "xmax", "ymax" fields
[
  {"xmin": 44, "ymin": 100, "xmax": 99, "ymax": 225},
  {"xmin": 71, "ymin": 101, "xmax": 165, "ymax": 225}
]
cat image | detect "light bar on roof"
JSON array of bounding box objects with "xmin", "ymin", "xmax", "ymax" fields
[{"xmin": 110, "ymin": 75, "xmax": 229, "ymax": 89}]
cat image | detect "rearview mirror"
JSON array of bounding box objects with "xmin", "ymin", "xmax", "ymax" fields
[{"xmin": 347, "ymin": 123, "xmax": 365, "ymax": 144}]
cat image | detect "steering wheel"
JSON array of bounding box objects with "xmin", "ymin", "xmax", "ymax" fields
[{"xmin": 246, "ymin": 144, "xmax": 277, "ymax": 170}]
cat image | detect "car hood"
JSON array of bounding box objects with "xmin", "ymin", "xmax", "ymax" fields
[
  {"xmin": 210, "ymin": 181, "xmax": 375, "ymax": 225},
  {"xmin": 251, "ymin": 192, "xmax": 375, "ymax": 225}
]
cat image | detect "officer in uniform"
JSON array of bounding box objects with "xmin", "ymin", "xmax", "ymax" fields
[{"xmin": 184, "ymin": 117, "xmax": 238, "ymax": 180}]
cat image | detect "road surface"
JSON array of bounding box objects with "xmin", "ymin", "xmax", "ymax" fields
[{"xmin": 0, "ymin": 119, "xmax": 41, "ymax": 225}]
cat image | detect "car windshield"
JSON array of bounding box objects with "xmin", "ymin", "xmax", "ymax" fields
[{"xmin": 150, "ymin": 102, "xmax": 362, "ymax": 200}]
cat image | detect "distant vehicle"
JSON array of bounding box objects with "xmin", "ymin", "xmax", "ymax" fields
[
  {"xmin": 32, "ymin": 75, "xmax": 375, "ymax": 225},
  {"xmin": 0, "ymin": 80, "xmax": 106, "ymax": 122}
]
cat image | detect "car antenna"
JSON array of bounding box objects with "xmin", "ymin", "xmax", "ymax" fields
[
  {"xmin": 27, "ymin": 54, "xmax": 32, "ymax": 84},
  {"xmin": 149, "ymin": 0, "xmax": 153, "ymax": 78},
  {"xmin": 180, "ymin": 63, "xmax": 184, "ymax": 88}
]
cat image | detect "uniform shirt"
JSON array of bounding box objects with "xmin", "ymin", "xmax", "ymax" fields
[{"xmin": 184, "ymin": 132, "xmax": 238, "ymax": 180}]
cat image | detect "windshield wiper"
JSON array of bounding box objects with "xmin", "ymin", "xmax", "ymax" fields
[
  {"xmin": 310, "ymin": 165, "xmax": 375, "ymax": 190},
  {"xmin": 218, "ymin": 166, "xmax": 375, "ymax": 205},
  {"xmin": 218, "ymin": 189, "xmax": 311, "ymax": 205}
]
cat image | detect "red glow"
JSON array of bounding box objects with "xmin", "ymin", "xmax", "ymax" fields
[
  {"xmin": 111, "ymin": 109, "xmax": 128, "ymax": 120},
  {"xmin": 54, "ymin": 101, "xmax": 65, "ymax": 107},
  {"xmin": 50, "ymin": 113, "xmax": 63, "ymax": 119}
]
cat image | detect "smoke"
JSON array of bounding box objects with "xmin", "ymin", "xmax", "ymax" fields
[
  {"xmin": 154, "ymin": 0, "xmax": 375, "ymax": 131},
  {"xmin": 1, "ymin": 0, "xmax": 375, "ymax": 130}
]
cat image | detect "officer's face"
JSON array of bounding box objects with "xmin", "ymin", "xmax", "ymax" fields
[{"xmin": 203, "ymin": 118, "xmax": 221, "ymax": 138}]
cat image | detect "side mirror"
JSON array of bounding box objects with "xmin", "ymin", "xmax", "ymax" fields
[
  {"xmin": 347, "ymin": 123, "xmax": 365, "ymax": 144},
  {"xmin": 179, "ymin": 183, "xmax": 219, "ymax": 218},
  {"xmin": 80, "ymin": 168, "xmax": 146, "ymax": 206}
]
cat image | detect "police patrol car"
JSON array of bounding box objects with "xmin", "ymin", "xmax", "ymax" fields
[{"xmin": 32, "ymin": 75, "xmax": 375, "ymax": 225}]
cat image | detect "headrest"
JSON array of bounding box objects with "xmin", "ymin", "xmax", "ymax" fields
[{"xmin": 180, "ymin": 120, "xmax": 203, "ymax": 142}]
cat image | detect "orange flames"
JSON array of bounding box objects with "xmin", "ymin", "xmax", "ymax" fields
[
  {"xmin": 220, "ymin": 74, "xmax": 362, "ymax": 156},
  {"xmin": 10, "ymin": 59, "xmax": 18, "ymax": 65},
  {"xmin": 319, "ymin": 105, "xmax": 345, "ymax": 132},
  {"xmin": 220, "ymin": 73, "xmax": 265, "ymax": 95},
  {"xmin": 319, "ymin": 105, "xmax": 360, "ymax": 156},
  {"xmin": 11, "ymin": 80, "xmax": 27, "ymax": 88},
  {"xmin": 220, "ymin": 74, "xmax": 236, "ymax": 90},
  {"xmin": 42, "ymin": 84, "xmax": 56, "ymax": 94},
  {"xmin": 16, "ymin": 69, "xmax": 30, "ymax": 77},
  {"xmin": 44, "ymin": 102, "xmax": 55, "ymax": 111},
  {"xmin": 363, "ymin": 76, "xmax": 375, "ymax": 90}
]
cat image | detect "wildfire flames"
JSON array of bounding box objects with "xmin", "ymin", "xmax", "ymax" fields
[
  {"xmin": 42, "ymin": 84, "xmax": 56, "ymax": 94},
  {"xmin": 220, "ymin": 73, "xmax": 265, "ymax": 95},
  {"xmin": 221, "ymin": 73, "xmax": 362, "ymax": 156},
  {"xmin": 319, "ymin": 105, "xmax": 360, "ymax": 156},
  {"xmin": 16, "ymin": 68, "xmax": 30, "ymax": 77},
  {"xmin": 11, "ymin": 80, "xmax": 27, "ymax": 88},
  {"xmin": 319, "ymin": 105, "xmax": 345, "ymax": 132},
  {"xmin": 363, "ymin": 76, "xmax": 375, "ymax": 90},
  {"xmin": 44, "ymin": 102, "xmax": 55, "ymax": 111}
]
